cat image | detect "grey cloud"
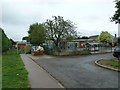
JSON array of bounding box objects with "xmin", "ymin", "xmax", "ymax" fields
[
  {"xmin": 2, "ymin": 4, "xmax": 28, "ymax": 26},
  {"xmin": 79, "ymin": 16, "xmax": 101, "ymax": 23},
  {"xmin": 3, "ymin": 11, "xmax": 24, "ymax": 25},
  {"xmin": 2, "ymin": 3, "xmax": 43, "ymax": 26},
  {"xmin": 30, "ymin": 0, "xmax": 65, "ymax": 6},
  {"xmin": 1, "ymin": 0, "xmax": 117, "ymax": 41}
]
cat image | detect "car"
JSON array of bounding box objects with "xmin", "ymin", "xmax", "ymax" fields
[{"xmin": 113, "ymin": 46, "xmax": 120, "ymax": 60}]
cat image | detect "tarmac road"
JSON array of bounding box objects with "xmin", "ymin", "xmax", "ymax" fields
[{"xmin": 34, "ymin": 53, "xmax": 119, "ymax": 88}]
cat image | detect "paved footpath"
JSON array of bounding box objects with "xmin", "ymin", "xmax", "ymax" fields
[{"xmin": 20, "ymin": 54, "xmax": 62, "ymax": 88}]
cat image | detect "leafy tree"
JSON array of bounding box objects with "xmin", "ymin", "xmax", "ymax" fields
[
  {"xmin": 81, "ymin": 36, "xmax": 89, "ymax": 39},
  {"xmin": 111, "ymin": 0, "xmax": 120, "ymax": 24},
  {"xmin": 22, "ymin": 36, "xmax": 29, "ymax": 42},
  {"xmin": 44, "ymin": 16, "xmax": 77, "ymax": 48},
  {"xmin": 10, "ymin": 39, "xmax": 16, "ymax": 45},
  {"xmin": 0, "ymin": 28, "xmax": 12, "ymax": 52},
  {"xmin": 76, "ymin": 36, "xmax": 89, "ymax": 39},
  {"xmin": 28, "ymin": 23, "xmax": 46, "ymax": 45},
  {"xmin": 97, "ymin": 31, "xmax": 113, "ymax": 44}
]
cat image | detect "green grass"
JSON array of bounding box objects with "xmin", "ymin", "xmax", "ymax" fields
[
  {"xmin": 105, "ymin": 59, "xmax": 120, "ymax": 68},
  {"xmin": 0, "ymin": 55, "xmax": 2, "ymax": 89},
  {"xmin": 2, "ymin": 50, "xmax": 30, "ymax": 88},
  {"xmin": 5, "ymin": 49, "xmax": 29, "ymax": 55}
]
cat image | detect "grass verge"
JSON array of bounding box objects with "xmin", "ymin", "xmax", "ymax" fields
[
  {"xmin": 2, "ymin": 50, "xmax": 30, "ymax": 88},
  {"xmin": 0, "ymin": 55, "xmax": 2, "ymax": 89},
  {"xmin": 98, "ymin": 58, "xmax": 120, "ymax": 70}
]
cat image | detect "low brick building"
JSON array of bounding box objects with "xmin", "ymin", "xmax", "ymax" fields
[{"xmin": 16, "ymin": 41, "xmax": 32, "ymax": 50}]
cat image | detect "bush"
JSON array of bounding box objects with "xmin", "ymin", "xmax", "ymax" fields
[{"xmin": 1, "ymin": 28, "xmax": 12, "ymax": 52}]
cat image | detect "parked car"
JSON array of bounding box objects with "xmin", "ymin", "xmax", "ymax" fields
[{"xmin": 113, "ymin": 46, "xmax": 120, "ymax": 60}]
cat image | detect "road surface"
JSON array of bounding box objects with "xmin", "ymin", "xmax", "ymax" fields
[{"xmin": 34, "ymin": 53, "xmax": 119, "ymax": 88}]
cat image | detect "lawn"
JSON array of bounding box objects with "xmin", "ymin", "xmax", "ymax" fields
[
  {"xmin": 98, "ymin": 58, "xmax": 120, "ymax": 69},
  {"xmin": 0, "ymin": 55, "xmax": 2, "ymax": 89},
  {"xmin": 105, "ymin": 59, "xmax": 120, "ymax": 68},
  {"xmin": 2, "ymin": 50, "xmax": 30, "ymax": 88}
]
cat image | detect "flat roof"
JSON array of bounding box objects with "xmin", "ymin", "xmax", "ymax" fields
[{"xmin": 72, "ymin": 39, "xmax": 93, "ymax": 42}]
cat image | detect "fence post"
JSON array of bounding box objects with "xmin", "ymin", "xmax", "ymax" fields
[{"xmin": 17, "ymin": 44, "xmax": 18, "ymax": 54}]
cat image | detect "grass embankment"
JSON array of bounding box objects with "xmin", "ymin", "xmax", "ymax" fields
[
  {"xmin": 99, "ymin": 58, "xmax": 120, "ymax": 69},
  {"xmin": 2, "ymin": 49, "xmax": 30, "ymax": 88}
]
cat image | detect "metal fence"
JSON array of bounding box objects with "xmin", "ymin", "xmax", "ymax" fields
[
  {"xmin": 44, "ymin": 44, "xmax": 113, "ymax": 56},
  {"xmin": 86, "ymin": 45, "xmax": 113, "ymax": 54}
]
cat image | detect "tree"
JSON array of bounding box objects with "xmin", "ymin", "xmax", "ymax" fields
[
  {"xmin": 22, "ymin": 36, "xmax": 29, "ymax": 42},
  {"xmin": 0, "ymin": 28, "xmax": 12, "ymax": 52},
  {"xmin": 28, "ymin": 23, "xmax": 46, "ymax": 45},
  {"xmin": 111, "ymin": 0, "xmax": 120, "ymax": 24},
  {"xmin": 44, "ymin": 16, "xmax": 77, "ymax": 48},
  {"xmin": 97, "ymin": 31, "xmax": 113, "ymax": 44},
  {"xmin": 10, "ymin": 39, "xmax": 16, "ymax": 45},
  {"xmin": 81, "ymin": 36, "xmax": 89, "ymax": 39}
]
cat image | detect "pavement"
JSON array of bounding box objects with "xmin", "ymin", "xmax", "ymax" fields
[
  {"xmin": 20, "ymin": 54, "xmax": 63, "ymax": 88},
  {"xmin": 27, "ymin": 54, "xmax": 55, "ymax": 60},
  {"xmin": 33, "ymin": 53, "xmax": 119, "ymax": 88}
]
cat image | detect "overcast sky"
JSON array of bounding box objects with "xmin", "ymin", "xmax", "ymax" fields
[{"xmin": 0, "ymin": 0, "xmax": 118, "ymax": 41}]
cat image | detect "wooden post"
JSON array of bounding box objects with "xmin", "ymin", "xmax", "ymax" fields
[{"xmin": 17, "ymin": 44, "xmax": 18, "ymax": 54}]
